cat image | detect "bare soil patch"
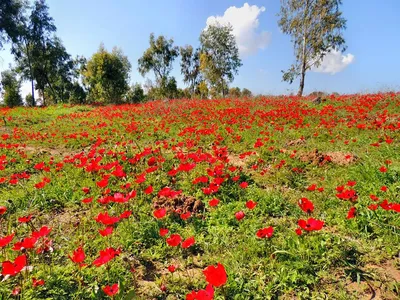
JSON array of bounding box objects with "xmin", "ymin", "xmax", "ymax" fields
[
  {"xmin": 153, "ymin": 194, "xmax": 204, "ymax": 215},
  {"xmin": 299, "ymin": 149, "xmax": 358, "ymax": 166}
]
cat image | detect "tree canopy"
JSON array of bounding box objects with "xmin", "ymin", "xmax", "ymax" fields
[
  {"xmin": 83, "ymin": 44, "xmax": 131, "ymax": 104},
  {"xmin": 199, "ymin": 23, "xmax": 242, "ymax": 98},
  {"xmin": 278, "ymin": 0, "xmax": 347, "ymax": 96}
]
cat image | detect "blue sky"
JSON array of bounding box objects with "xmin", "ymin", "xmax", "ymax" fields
[{"xmin": 1, "ymin": 0, "xmax": 400, "ymax": 96}]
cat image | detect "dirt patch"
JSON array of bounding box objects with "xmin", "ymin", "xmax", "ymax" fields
[
  {"xmin": 227, "ymin": 154, "xmax": 247, "ymax": 168},
  {"xmin": 287, "ymin": 138, "xmax": 306, "ymax": 147},
  {"xmin": 153, "ymin": 194, "xmax": 204, "ymax": 215},
  {"xmin": 299, "ymin": 149, "xmax": 357, "ymax": 166},
  {"xmin": 366, "ymin": 260, "xmax": 400, "ymax": 282}
]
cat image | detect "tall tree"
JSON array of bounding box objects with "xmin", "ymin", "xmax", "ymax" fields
[
  {"xmin": 1, "ymin": 69, "xmax": 23, "ymax": 107},
  {"xmin": 199, "ymin": 23, "xmax": 242, "ymax": 98},
  {"xmin": 138, "ymin": 33, "xmax": 179, "ymax": 97},
  {"xmin": 0, "ymin": 0, "xmax": 25, "ymax": 50},
  {"xmin": 180, "ymin": 45, "xmax": 201, "ymax": 98},
  {"xmin": 12, "ymin": 0, "xmax": 57, "ymax": 105},
  {"xmin": 278, "ymin": 0, "xmax": 347, "ymax": 96},
  {"xmin": 83, "ymin": 44, "xmax": 131, "ymax": 104}
]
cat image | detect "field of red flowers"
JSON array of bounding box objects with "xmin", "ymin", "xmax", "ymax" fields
[{"xmin": 0, "ymin": 93, "xmax": 399, "ymax": 299}]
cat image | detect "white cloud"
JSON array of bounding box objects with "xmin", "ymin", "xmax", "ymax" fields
[
  {"xmin": 312, "ymin": 49, "xmax": 355, "ymax": 74},
  {"xmin": 206, "ymin": 3, "xmax": 271, "ymax": 57}
]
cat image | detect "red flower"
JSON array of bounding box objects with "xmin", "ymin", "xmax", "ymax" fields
[
  {"xmin": 239, "ymin": 182, "xmax": 248, "ymax": 189},
  {"xmin": 35, "ymin": 181, "xmax": 46, "ymax": 189},
  {"xmin": 32, "ymin": 226, "xmax": 52, "ymax": 238},
  {"xmin": 153, "ymin": 208, "xmax": 166, "ymax": 219},
  {"xmin": 82, "ymin": 187, "xmax": 90, "ymax": 194},
  {"xmin": 159, "ymin": 228, "xmax": 169, "ymax": 237},
  {"xmin": 295, "ymin": 228, "xmax": 302, "ymax": 236},
  {"xmin": 1, "ymin": 254, "xmax": 27, "ymax": 276},
  {"xmin": 182, "ymin": 236, "xmax": 195, "ymax": 248},
  {"xmin": 18, "ymin": 215, "xmax": 32, "ymax": 223},
  {"xmin": 12, "ymin": 236, "xmax": 38, "ymax": 251},
  {"xmin": 93, "ymin": 247, "xmax": 121, "ymax": 267},
  {"xmin": 298, "ymin": 218, "xmax": 324, "ymax": 232},
  {"xmin": 99, "ymin": 226, "xmax": 114, "ymax": 237},
  {"xmin": 235, "ymin": 211, "xmax": 245, "ymax": 221},
  {"xmin": 256, "ymin": 227, "xmax": 274, "ymax": 239},
  {"xmin": 246, "ymin": 200, "xmax": 257, "ymax": 210},
  {"xmin": 82, "ymin": 197, "xmax": 93, "ymax": 204},
  {"xmin": 119, "ymin": 210, "xmax": 132, "ymax": 219},
  {"xmin": 103, "ymin": 283, "xmax": 119, "ymax": 297},
  {"xmin": 96, "ymin": 176, "xmax": 109, "ymax": 188},
  {"xmin": 144, "ymin": 185, "xmax": 153, "ymax": 194},
  {"xmin": 168, "ymin": 265, "xmax": 176, "ymax": 273},
  {"xmin": 0, "ymin": 206, "xmax": 7, "ymax": 215},
  {"xmin": 307, "ymin": 184, "xmax": 316, "ymax": 191},
  {"xmin": 368, "ymin": 204, "xmax": 378, "ymax": 211},
  {"xmin": 180, "ymin": 212, "xmax": 191, "ymax": 220},
  {"xmin": 298, "ymin": 198, "xmax": 314, "ymax": 214},
  {"xmin": 379, "ymin": 166, "xmax": 387, "ymax": 173},
  {"xmin": 68, "ymin": 246, "xmax": 86, "ymax": 267},
  {"xmin": 346, "ymin": 207, "xmax": 356, "ymax": 219},
  {"xmin": 208, "ymin": 198, "xmax": 220, "ymax": 207},
  {"xmin": 380, "ymin": 186, "xmax": 387, "ymax": 192},
  {"xmin": 203, "ymin": 263, "xmax": 227, "ymax": 287},
  {"xmin": 347, "ymin": 181, "xmax": 357, "ymax": 187},
  {"xmin": 0, "ymin": 233, "xmax": 15, "ymax": 248},
  {"xmin": 166, "ymin": 234, "xmax": 182, "ymax": 247},
  {"xmin": 186, "ymin": 284, "xmax": 214, "ymax": 300},
  {"xmin": 32, "ymin": 278, "xmax": 45, "ymax": 287},
  {"xmin": 95, "ymin": 212, "xmax": 120, "ymax": 225}
]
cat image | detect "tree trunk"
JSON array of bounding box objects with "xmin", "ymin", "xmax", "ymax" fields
[
  {"xmin": 297, "ymin": 65, "xmax": 306, "ymax": 97},
  {"xmin": 297, "ymin": 31, "xmax": 307, "ymax": 97},
  {"xmin": 30, "ymin": 79, "xmax": 35, "ymax": 106},
  {"xmin": 25, "ymin": 40, "xmax": 35, "ymax": 106}
]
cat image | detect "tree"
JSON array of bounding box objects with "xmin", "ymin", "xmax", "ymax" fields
[
  {"xmin": 12, "ymin": 0, "xmax": 57, "ymax": 105},
  {"xmin": 199, "ymin": 23, "xmax": 242, "ymax": 98},
  {"xmin": 125, "ymin": 83, "xmax": 145, "ymax": 103},
  {"xmin": 1, "ymin": 69, "xmax": 23, "ymax": 107},
  {"xmin": 83, "ymin": 44, "xmax": 131, "ymax": 104},
  {"xmin": 278, "ymin": 0, "xmax": 347, "ymax": 96},
  {"xmin": 241, "ymin": 88, "xmax": 253, "ymax": 98},
  {"xmin": 228, "ymin": 87, "xmax": 241, "ymax": 98},
  {"xmin": 25, "ymin": 93, "xmax": 34, "ymax": 106},
  {"xmin": 180, "ymin": 45, "xmax": 201, "ymax": 98},
  {"xmin": 138, "ymin": 33, "xmax": 179, "ymax": 98},
  {"xmin": 0, "ymin": 0, "xmax": 25, "ymax": 50}
]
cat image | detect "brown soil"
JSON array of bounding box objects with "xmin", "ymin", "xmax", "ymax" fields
[
  {"xmin": 153, "ymin": 194, "xmax": 204, "ymax": 215},
  {"xmin": 287, "ymin": 138, "xmax": 306, "ymax": 147},
  {"xmin": 299, "ymin": 149, "xmax": 358, "ymax": 166}
]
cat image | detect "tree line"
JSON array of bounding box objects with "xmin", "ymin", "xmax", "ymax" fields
[{"xmin": 0, "ymin": 0, "xmax": 346, "ymax": 107}]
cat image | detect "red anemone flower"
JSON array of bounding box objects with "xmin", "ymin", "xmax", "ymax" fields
[
  {"xmin": 298, "ymin": 198, "xmax": 314, "ymax": 214},
  {"xmin": 182, "ymin": 236, "xmax": 195, "ymax": 249},
  {"xmin": 0, "ymin": 233, "xmax": 15, "ymax": 248},
  {"xmin": 203, "ymin": 263, "xmax": 227, "ymax": 287},
  {"xmin": 103, "ymin": 283, "xmax": 119, "ymax": 297},
  {"xmin": 246, "ymin": 200, "xmax": 257, "ymax": 210},
  {"xmin": 1, "ymin": 254, "xmax": 27, "ymax": 276},
  {"xmin": 166, "ymin": 234, "xmax": 182, "ymax": 247},
  {"xmin": 153, "ymin": 208, "xmax": 166, "ymax": 219},
  {"xmin": 256, "ymin": 226, "xmax": 274, "ymax": 239},
  {"xmin": 235, "ymin": 211, "xmax": 245, "ymax": 221},
  {"xmin": 186, "ymin": 284, "xmax": 214, "ymax": 300},
  {"xmin": 208, "ymin": 198, "xmax": 220, "ymax": 207},
  {"xmin": 68, "ymin": 246, "xmax": 86, "ymax": 267},
  {"xmin": 159, "ymin": 228, "xmax": 169, "ymax": 237},
  {"xmin": 298, "ymin": 218, "xmax": 324, "ymax": 232},
  {"xmin": 346, "ymin": 207, "xmax": 356, "ymax": 219}
]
